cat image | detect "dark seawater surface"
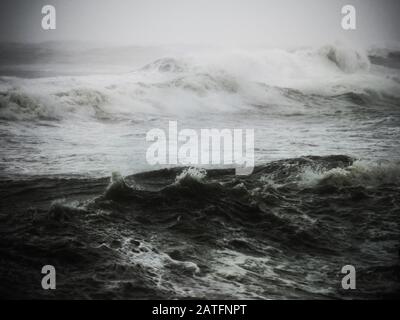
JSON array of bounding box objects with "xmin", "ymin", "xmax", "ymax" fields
[
  {"xmin": 0, "ymin": 43, "xmax": 399, "ymax": 299},
  {"xmin": 0, "ymin": 155, "xmax": 399, "ymax": 299}
]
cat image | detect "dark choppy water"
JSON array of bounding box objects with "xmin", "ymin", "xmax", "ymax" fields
[{"xmin": 0, "ymin": 155, "xmax": 399, "ymax": 299}]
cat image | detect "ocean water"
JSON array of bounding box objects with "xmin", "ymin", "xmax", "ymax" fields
[{"xmin": 0, "ymin": 43, "xmax": 399, "ymax": 299}]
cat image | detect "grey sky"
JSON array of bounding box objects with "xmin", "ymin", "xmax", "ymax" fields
[{"xmin": 0, "ymin": 0, "xmax": 399, "ymax": 47}]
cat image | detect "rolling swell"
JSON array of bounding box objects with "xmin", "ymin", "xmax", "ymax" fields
[{"xmin": 0, "ymin": 155, "xmax": 399, "ymax": 299}]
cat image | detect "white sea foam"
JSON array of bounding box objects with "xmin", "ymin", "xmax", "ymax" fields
[
  {"xmin": 1, "ymin": 44, "xmax": 399, "ymax": 121},
  {"xmin": 175, "ymin": 167, "xmax": 207, "ymax": 185},
  {"xmin": 298, "ymin": 160, "xmax": 400, "ymax": 188}
]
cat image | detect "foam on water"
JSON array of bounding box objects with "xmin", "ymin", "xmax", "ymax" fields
[
  {"xmin": 298, "ymin": 160, "xmax": 400, "ymax": 188},
  {"xmin": 1, "ymin": 44, "xmax": 399, "ymax": 122}
]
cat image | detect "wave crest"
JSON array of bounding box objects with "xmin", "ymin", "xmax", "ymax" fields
[
  {"xmin": 299, "ymin": 160, "xmax": 400, "ymax": 188},
  {"xmin": 319, "ymin": 44, "xmax": 370, "ymax": 73},
  {"xmin": 0, "ymin": 91, "xmax": 59, "ymax": 121},
  {"xmin": 1, "ymin": 44, "xmax": 399, "ymax": 121}
]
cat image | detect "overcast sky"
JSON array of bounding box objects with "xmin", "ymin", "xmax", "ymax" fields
[{"xmin": 0, "ymin": 0, "xmax": 399, "ymax": 47}]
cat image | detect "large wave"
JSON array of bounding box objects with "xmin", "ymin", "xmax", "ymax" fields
[{"xmin": 1, "ymin": 44, "xmax": 399, "ymax": 121}]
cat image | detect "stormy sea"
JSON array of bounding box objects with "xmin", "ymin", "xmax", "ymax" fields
[{"xmin": 0, "ymin": 43, "xmax": 399, "ymax": 299}]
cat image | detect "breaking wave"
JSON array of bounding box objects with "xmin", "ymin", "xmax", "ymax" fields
[
  {"xmin": 298, "ymin": 160, "xmax": 400, "ymax": 188},
  {"xmin": 319, "ymin": 44, "xmax": 370, "ymax": 73},
  {"xmin": 1, "ymin": 44, "xmax": 399, "ymax": 121}
]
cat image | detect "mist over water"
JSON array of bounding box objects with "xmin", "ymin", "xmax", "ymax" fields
[{"xmin": 1, "ymin": 0, "xmax": 400, "ymax": 47}]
